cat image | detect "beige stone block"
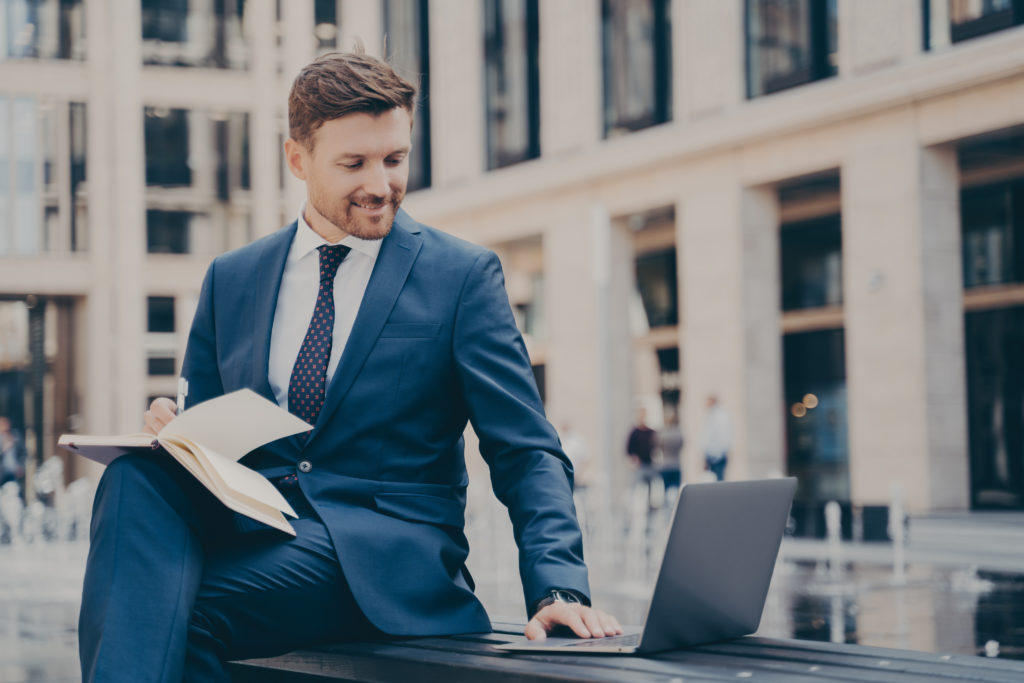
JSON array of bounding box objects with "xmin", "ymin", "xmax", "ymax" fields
[
  {"xmin": 677, "ymin": 0, "xmax": 743, "ymax": 119},
  {"xmin": 539, "ymin": 0, "xmax": 601, "ymax": 156},
  {"xmin": 842, "ymin": 0, "xmax": 913, "ymax": 76},
  {"xmin": 740, "ymin": 128, "xmax": 844, "ymax": 187},
  {"xmin": 920, "ymin": 76, "xmax": 1024, "ymax": 145}
]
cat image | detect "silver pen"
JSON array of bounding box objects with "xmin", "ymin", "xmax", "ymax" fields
[{"xmin": 176, "ymin": 377, "xmax": 189, "ymax": 416}]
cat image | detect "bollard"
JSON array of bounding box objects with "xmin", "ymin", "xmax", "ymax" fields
[{"xmin": 824, "ymin": 500, "xmax": 842, "ymax": 580}]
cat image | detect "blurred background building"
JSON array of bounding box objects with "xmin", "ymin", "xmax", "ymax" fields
[{"xmin": 0, "ymin": 0, "xmax": 1023, "ymax": 537}]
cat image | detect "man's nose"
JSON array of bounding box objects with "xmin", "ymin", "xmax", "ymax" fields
[{"xmin": 362, "ymin": 164, "xmax": 390, "ymax": 198}]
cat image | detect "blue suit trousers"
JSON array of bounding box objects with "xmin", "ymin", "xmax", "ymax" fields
[{"xmin": 79, "ymin": 455, "xmax": 379, "ymax": 682}]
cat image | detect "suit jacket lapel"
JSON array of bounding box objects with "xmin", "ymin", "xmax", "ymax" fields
[
  {"xmin": 250, "ymin": 222, "xmax": 296, "ymax": 403},
  {"xmin": 309, "ymin": 210, "xmax": 422, "ymax": 441}
]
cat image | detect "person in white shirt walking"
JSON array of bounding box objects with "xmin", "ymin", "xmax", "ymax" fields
[{"xmin": 700, "ymin": 396, "xmax": 732, "ymax": 481}]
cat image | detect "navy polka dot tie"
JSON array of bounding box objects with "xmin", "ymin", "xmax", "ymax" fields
[{"xmin": 288, "ymin": 244, "xmax": 350, "ymax": 430}]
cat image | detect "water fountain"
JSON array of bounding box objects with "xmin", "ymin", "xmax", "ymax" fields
[
  {"xmin": 889, "ymin": 482, "xmax": 906, "ymax": 585},
  {"xmin": 825, "ymin": 499, "xmax": 843, "ymax": 580}
]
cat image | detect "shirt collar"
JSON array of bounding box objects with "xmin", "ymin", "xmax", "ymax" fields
[{"xmin": 289, "ymin": 202, "xmax": 384, "ymax": 263}]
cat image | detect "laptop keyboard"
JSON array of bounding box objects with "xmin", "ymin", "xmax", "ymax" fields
[{"xmin": 564, "ymin": 632, "xmax": 641, "ymax": 648}]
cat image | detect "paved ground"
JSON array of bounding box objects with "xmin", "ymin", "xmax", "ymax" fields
[
  {"xmin": 0, "ymin": 544, "xmax": 85, "ymax": 683},
  {"xmin": 0, "ymin": 507, "xmax": 1022, "ymax": 682}
]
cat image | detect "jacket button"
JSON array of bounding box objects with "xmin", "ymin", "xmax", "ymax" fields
[{"xmin": 298, "ymin": 460, "xmax": 312, "ymax": 473}]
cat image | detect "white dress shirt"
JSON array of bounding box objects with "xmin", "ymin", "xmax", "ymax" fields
[{"xmin": 268, "ymin": 205, "xmax": 382, "ymax": 411}]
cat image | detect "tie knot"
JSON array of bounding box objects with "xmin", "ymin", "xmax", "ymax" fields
[{"xmin": 317, "ymin": 244, "xmax": 350, "ymax": 283}]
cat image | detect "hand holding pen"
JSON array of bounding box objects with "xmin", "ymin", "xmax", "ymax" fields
[{"xmin": 142, "ymin": 377, "xmax": 188, "ymax": 435}]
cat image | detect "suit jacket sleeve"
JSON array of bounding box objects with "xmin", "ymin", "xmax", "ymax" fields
[
  {"xmin": 180, "ymin": 259, "xmax": 225, "ymax": 408},
  {"xmin": 452, "ymin": 251, "xmax": 590, "ymax": 609}
]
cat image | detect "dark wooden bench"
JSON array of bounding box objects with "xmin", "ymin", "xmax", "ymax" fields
[{"xmin": 229, "ymin": 621, "xmax": 1024, "ymax": 682}]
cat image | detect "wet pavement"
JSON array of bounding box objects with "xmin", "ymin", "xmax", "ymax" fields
[
  {"xmin": 1, "ymin": 500, "xmax": 1023, "ymax": 682},
  {"xmin": 0, "ymin": 544, "xmax": 84, "ymax": 683}
]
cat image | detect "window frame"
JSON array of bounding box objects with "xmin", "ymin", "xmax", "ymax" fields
[
  {"xmin": 483, "ymin": 0, "xmax": 541, "ymax": 170},
  {"xmin": 601, "ymin": 0, "xmax": 673, "ymax": 137},
  {"xmin": 745, "ymin": 0, "xmax": 837, "ymax": 99}
]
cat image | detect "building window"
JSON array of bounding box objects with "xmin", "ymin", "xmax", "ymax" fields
[
  {"xmin": 784, "ymin": 329, "xmax": 850, "ymax": 532},
  {"xmin": 147, "ymin": 296, "xmax": 175, "ymax": 333},
  {"xmin": 484, "ymin": 0, "xmax": 540, "ymax": 169},
  {"xmin": 147, "ymin": 210, "xmax": 193, "ymax": 254},
  {"xmin": 141, "ymin": 0, "xmax": 248, "ymax": 69},
  {"xmin": 965, "ymin": 306, "xmax": 1024, "ymax": 508},
  {"xmin": 602, "ymin": 0, "xmax": 672, "ymax": 137},
  {"xmin": 145, "ymin": 108, "xmax": 192, "ymax": 187},
  {"xmin": 314, "ymin": 0, "xmax": 338, "ymax": 53},
  {"xmin": 950, "ymin": 0, "xmax": 1023, "ymax": 42},
  {"xmin": 657, "ymin": 347, "xmax": 680, "ymax": 411},
  {"xmin": 0, "ymin": 97, "xmax": 88, "ymax": 255},
  {"xmin": 2, "ymin": 0, "xmax": 86, "ymax": 60},
  {"xmin": 781, "ymin": 215, "xmax": 843, "ymax": 310},
  {"xmin": 384, "ymin": 0, "xmax": 431, "ymax": 191},
  {"xmin": 511, "ymin": 271, "xmax": 545, "ymax": 341},
  {"xmin": 635, "ymin": 247, "xmax": 678, "ymax": 328},
  {"xmin": 961, "ymin": 180, "xmax": 1024, "ymax": 289},
  {"xmin": 147, "ymin": 296, "xmax": 176, "ymax": 376},
  {"xmin": 69, "ymin": 102, "xmax": 87, "ymax": 252},
  {"xmin": 746, "ymin": 0, "xmax": 837, "ymax": 98},
  {"xmin": 144, "ymin": 107, "xmax": 251, "ymax": 255}
]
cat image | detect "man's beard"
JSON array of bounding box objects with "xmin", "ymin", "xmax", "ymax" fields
[{"xmin": 315, "ymin": 193, "xmax": 403, "ymax": 241}]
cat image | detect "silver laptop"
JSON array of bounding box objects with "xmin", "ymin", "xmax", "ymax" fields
[{"xmin": 496, "ymin": 477, "xmax": 797, "ymax": 654}]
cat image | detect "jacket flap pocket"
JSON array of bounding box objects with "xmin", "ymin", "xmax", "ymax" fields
[
  {"xmin": 379, "ymin": 323, "xmax": 441, "ymax": 339},
  {"xmin": 373, "ymin": 492, "xmax": 464, "ymax": 527}
]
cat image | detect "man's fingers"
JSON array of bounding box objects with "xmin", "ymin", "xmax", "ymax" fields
[
  {"xmin": 580, "ymin": 609, "xmax": 606, "ymax": 638},
  {"xmin": 529, "ymin": 603, "xmax": 590, "ymax": 638},
  {"xmin": 143, "ymin": 397, "xmax": 177, "ymax": 435},
  {"xmin": 557, "ymin": 608, "xmax": 591, "ymax": 638},
  {"xmin": 592, "ymin": 609, "xmax": 623, "ymax": 635},
  {"xmin": 524, "ymin": 617, "xmax": 547, "ymax": 641},
  {"xmin": 523, "ymin": 604, "xmax": 624, "ymax": 640},
  {"xmin": 151, "ymin": 397, "xmax": 177, "ymax": 417}
]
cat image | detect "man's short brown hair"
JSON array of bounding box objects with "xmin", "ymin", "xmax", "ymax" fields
[{"xmin": 288, "ymin": 51, "xmax": 417, "ymax": 150}]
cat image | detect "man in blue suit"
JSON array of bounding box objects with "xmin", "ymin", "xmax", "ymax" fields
[{"xmin": 79, "ymin": 51, "xmax": 620, "ymax": 682}]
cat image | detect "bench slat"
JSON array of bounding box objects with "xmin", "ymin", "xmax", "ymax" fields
[{"xmin": 230, "ymin": 626, "xmax": 1024, "ymax": 683}]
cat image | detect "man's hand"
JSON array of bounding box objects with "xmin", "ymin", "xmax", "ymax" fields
[
  {"xmin": 524, "ymin": 603, "xmax": 623, "ymax": 641},
  {"xmin": 143, "ymin": 397, "xmax": 178, "ymax": 436}
]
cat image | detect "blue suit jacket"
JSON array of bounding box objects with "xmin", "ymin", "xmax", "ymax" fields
[{"xmin": 180, "ymin": 209, "xmax": 589, "ymax": 635}]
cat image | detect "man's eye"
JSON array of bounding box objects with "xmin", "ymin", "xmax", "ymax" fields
[
  {"xmin": 341, "ymin": 161, "xmax": 362, "ymax": 169},
  {"xmin": 385, "ymin": 157, "xmax": 405, "ymax": 166}
]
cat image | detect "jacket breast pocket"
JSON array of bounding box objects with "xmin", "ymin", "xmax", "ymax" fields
[{"xmin": 379, "ymin": 322, "xmax": 441, "ymax": 339}]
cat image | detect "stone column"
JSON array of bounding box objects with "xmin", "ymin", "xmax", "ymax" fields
[
  {"xmin": 544, "ymin": 202, "xmax": 632, "ymax": 502},
  {"xmin": 85, "ymin": 0, "xmax": 146, "ymax": 433},
  {"xmin": 841, "ymin": 111, "xmax": 968, "ymax": 512},
  {"xmin": 281, "ymin": 0, "xmax": 315, "ymax": 213},
  {"xmin": 838, "ymin": 0, "xmax": 923, "ymax": 77},
  {"xmin": 248, "ymin": 0, "xmax": 282, "ymax": 239},
  {"xmin": 927, "ymin": 0, "xmax": 952, "ymax": 51},
  {"xmin": 679, "ymin": 160, "xmax": 785, "ymax": 483},
  {"xmin": 673, "ymin": 0, "xmax": 744, "ymax": 120},
  {"xmin": 429, "ymin": 0, "xmax": 484, "ymax": 187},
  {"xmin": 538, "ymin": 0, "xmax": 601, "ymax": 156}
]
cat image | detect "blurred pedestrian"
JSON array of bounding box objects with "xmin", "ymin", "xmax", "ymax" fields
[
  {"xmin": 0, "ymin": 416, "xmax": 27, "ymax": 490},
  {"xmin": 626, "ymin": 407, "xmax": 658, "ymax": 503},
  {"xmin": 657, "ymin": 406, "xmax": 683, "ymax": 491},
  {"xmin": 701, "ymin": 395, "xmax": 732, "ymax": 481}
]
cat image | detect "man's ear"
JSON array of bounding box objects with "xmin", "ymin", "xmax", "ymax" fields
[{"xmin": 284, "ymin": 137, "xmax": 308, "ymax": 181}]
